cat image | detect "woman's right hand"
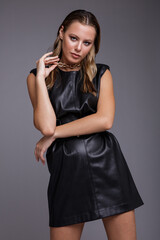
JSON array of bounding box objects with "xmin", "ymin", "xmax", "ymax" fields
[{"xmin": 36, "ymin": 51, "xmax": 60, "ymax": 78}]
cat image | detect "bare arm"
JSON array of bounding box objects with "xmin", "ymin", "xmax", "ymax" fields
[
  {"xmin": 26, "ymin": 73, "xmax": 57, "ymax": 136},
  {"xmin": 26, "ymin": 52, "xmax": 59, "ymax": 136},
  {"xmin": 53, "ymin": 68, "xmax": 115, "ymax": 139}
]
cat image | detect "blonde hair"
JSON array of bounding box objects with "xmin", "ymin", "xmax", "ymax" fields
[{"xmin": 45, "ymin": 10, "xmax": 101, "ymax": 96}]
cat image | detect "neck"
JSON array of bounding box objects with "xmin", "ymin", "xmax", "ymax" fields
[{"xmin": 58, "ymin": 59, "xmax": 81, "ymax": 71}]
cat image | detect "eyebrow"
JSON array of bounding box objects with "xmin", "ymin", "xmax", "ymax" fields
[{"xmin": 69, "ymin": 33, "xmax": 93, "ymax": 42}]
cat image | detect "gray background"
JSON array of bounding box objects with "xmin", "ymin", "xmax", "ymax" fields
[{"xmin": 0, "ymin": 0, "xmax": 159, "ymax": 239}]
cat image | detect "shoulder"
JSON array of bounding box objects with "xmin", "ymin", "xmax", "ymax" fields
[
  {"xmin": 93, "ymin": 63, "xmax": 112, "ymax": 98},
  {"xmin": 26, "ymin": 68, "xmax": 37, "ymax": 89},
  {"xmin": 95, "ymin": 63, "xmax": 111, "ymax": 81},
  {"xmin": 29, "ymin": 68, "xmax": 37, "ymax": 76},
  {"xmin": 26, "ymin": 68, "xmax": 37, "ymax": 110},
  {"xmin": 96, "ymin": 63, "xmax": 110, "ymax": 75},
  {"xmin": 95, "ymin": 63, "xmax": 112, "ymax": 98}
]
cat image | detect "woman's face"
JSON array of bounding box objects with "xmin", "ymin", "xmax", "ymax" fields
[{"xmin": 59, "ymin": 21, "xmax": 96, "ymax": 65}]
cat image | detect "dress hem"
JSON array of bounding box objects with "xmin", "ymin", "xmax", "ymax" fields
[{"xmin": 49, "ymin": 200, "xmax": 144, "ymax": 227}]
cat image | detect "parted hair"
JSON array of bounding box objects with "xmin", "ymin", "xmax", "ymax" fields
[{"xmin": 45, "ymin": 9, "xmax": 101, "ymax": 96}]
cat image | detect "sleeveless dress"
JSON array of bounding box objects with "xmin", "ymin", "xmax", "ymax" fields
[{"xmin": 29, "ymin": 63, "xmax": 144, "ymax": 227}]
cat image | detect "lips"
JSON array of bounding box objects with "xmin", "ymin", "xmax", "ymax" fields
[{"xmin": 71, "ymin": 53, "xmax": 81, "ymax": 58}]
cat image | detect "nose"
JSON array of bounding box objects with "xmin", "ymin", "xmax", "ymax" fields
[{"xmin": 75, "ymin": 41, "xmax": 82, "ymax": 52}]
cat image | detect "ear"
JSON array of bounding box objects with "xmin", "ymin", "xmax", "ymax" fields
[{"xmin": 59, "ymin": 25, "xmax": 64, "ymax": 40}]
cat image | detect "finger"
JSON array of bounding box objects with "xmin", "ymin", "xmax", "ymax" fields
[
  {"xmin": 37, "ymin": 53, "xmax": 58, "ymax": 63},
  {"xmin": 43, "ymin": 51, "xmax": 53, "ymax": 57},
  {"xmin": 46, "ymin": 61, "xmax": 59, "ymax": 67},
  {"xmin": 40, "ymin": 151, "xmax": 45, "ymax": 165},
  {"xmin": 45, "ymin": 59, "xmax": 59, "ymax": 64},
  {"xmin": 45, "ymin": 56, "xmax": 59, "ymax": 61},
  {"xmin": 34, "ymin": 148, "xmax": 39, "ymax": 162},
  {"xmin": 45, "ymin": 60, "xmax": 59, "ymax": 65},
  {"xmin": 39, "ymin": 156, "xmax": 45, "ymax": 165},
  {"xmin": 35, "ymin": 153, "xmax": 39, "ymax": 162},
  {"xmin": 35, "ymin": 152, "xmax": 39, "ymax": 162},
  {"xmin": 45, "ymin": 61, "xmax": 59, "ymax": 67},
  {"xmin": 48, "ymin": 63, "xmax": 58, "ymax": 72},
  {"xmin": 42, "ymin": 52, "xmax": 58, "ymax": 59}
]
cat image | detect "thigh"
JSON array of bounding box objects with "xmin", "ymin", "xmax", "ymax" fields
[
  {"xmin": 50, "ymin": 222, "xmax": 85, "ymax": 240},
  {"xmin": 102, "ymin": 210, "xmax": 137, "ymax": 240}
]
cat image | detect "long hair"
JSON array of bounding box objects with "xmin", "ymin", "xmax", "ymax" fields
[{"xmin": 45, "ymin": 9, "xmax": 101, "ymax": 96}]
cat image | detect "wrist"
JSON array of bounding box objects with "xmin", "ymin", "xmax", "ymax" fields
[
  {"xmin": 36, "ymin": 74, "xmax": 45, "ymax": 80},
  {"xmin": 53, "ymin": 127, "xmax": 58, "ymax": 140}
]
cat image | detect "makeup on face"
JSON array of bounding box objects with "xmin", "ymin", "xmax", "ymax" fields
[{"xmin": 60, "ymin": 21, "xmax": 96, "ymax": 65}]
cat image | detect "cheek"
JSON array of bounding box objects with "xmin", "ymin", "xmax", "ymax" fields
[
  {"xmin": 63, "ymin": 39, "xmax": 74, "ymax": 51},
  {"xmin": 83, "ymin": 46, "xmax": 92, "ymax": 57}
]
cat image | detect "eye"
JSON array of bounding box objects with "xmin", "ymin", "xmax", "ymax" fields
[
  {"xmin": 70, "ymin": 36, "xmax": 77, "ymax": 41},
  {"xmin": 84, "ymin": 42, "xmax": 91, "ymax": 46}
]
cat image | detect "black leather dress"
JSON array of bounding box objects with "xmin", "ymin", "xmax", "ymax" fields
[{"xmin": 30, "ymin": 63, "xmax": 144, "ymax": 227}]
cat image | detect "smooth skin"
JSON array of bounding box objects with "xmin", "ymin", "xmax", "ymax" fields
[
  {"xmin": 59, "ymin": 21, "xmax": 96, "ymax": 67},
  {"xmin": 26, "ymin": 21, "xmax": 137, "ymax": 240},
  {"xmin": 49, "ymin": 210, "xmax": 137, "ymax": 240}
]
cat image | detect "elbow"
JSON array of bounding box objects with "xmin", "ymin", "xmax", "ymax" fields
[
  {"xmin": 35, "ymin": 122, "xmax": 55, "ymax": 137},
  {"xmin": 41, "ymin": 127, "xmax": 55, "ymax": 137},
  {"xmin": 33, "ymin": 115, "xmax": 55, "ymax": 137},
  {"xmin": 103, "ymin": 118, "xmax": 114, "ymax": 130}
]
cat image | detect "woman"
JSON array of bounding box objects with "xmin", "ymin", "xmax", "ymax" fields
[{"xmin": 27, "ymin": 9, "xmax": 144, "ymax": 240}]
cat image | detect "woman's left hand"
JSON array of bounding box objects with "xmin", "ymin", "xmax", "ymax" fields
[{"xmin": 34, "ymin": 135, "xmax": 56, "ymax": 165}]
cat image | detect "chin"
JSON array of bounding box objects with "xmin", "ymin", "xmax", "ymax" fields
[{"xmin": 68, "ymin": 58, "xmax": 81, "ymax": 64}]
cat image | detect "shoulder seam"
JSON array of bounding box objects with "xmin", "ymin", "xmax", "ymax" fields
[{"xmin": 96, "ymin": 63, "xmax": 110, "ymax": 71}]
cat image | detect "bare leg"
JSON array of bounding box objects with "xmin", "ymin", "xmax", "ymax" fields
[
  {"xmin": 50, "ymin": 222, "xmax": 85, "ymax": 240},
  {"xmin": 102, "ymin": 210, "xmax": 137, "ymax": 240}
]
